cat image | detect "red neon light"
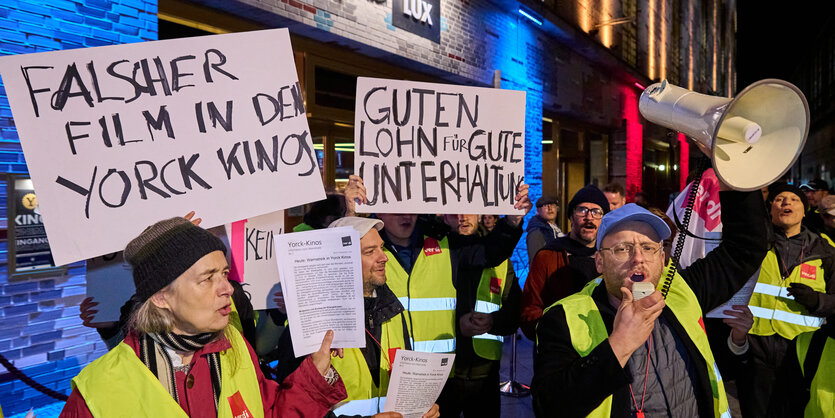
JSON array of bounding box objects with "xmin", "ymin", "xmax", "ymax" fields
[{"xmin": 622, "ymin": 87, "xmax": 642, "ymax": 201}]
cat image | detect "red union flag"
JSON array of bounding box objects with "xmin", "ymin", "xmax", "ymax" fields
[{"xmin": 666, "ymin": 168, "xmax": 723, "ymax": 268}]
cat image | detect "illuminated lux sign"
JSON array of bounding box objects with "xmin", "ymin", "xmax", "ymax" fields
[
  {"xmin": 402, "ymin": 0, "xmax": 433, "ymax": 25},
  {"xmin": 392, "ymin": 0, "xmax": 441, "ymax": 43}
]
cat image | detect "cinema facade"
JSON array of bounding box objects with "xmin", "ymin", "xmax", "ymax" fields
[{"xmin": 0, "ymin": 0, "xmax": 735, "ymax": 413}]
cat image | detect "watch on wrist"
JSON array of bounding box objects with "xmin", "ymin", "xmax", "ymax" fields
[{"xmin": 323, "ymin": 365, "xmax": 339, "ymax": 385}]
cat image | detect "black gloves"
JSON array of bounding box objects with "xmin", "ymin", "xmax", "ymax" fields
[{"xmin": 787, "ymin": 283, "xmax": 820, "ymax": 310}]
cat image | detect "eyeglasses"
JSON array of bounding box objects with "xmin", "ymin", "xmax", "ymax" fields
[
  {"xmin": 574, "ymin": 206, "xmax": 605, "ymax": 219},
  {"xmin": 599, "ymin": 242, "xmax": 662, "ymax": 261}
]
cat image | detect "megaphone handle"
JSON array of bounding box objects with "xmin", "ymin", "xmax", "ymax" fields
[{"xmin": 660, "ymin": 157, "xmax": 711, "ymax": 299}]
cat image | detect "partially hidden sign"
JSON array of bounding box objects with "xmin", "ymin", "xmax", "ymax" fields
[
  {"xmin": 225, "ymin": 211, "xmax": 284, "ymax": 310},
  {"xmin": 0, "ymin": 29, "xmax": 325, "ymax": 265},
  {"xmin": 354, "ymin": 77, "xmax": 526, "ymax": 215}
]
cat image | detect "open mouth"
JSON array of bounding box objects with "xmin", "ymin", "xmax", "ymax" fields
[
  {"xmin": 630, "ymin": 273, "xmax": 646, "ymax": 282},
  {"xmin": 218, "ymin": 304, "xmax": 232, "ymax": 315}
]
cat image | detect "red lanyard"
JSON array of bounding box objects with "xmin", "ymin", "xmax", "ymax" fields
[
  {"xmin": 779, "ymin": 241, "xmax": 805, "ymax": 279},
  {"xmin": 365, "ymin": 328, "xmax": 391, "ymax": 367},
  {"xmin": 628, "ymin": 335, "xmax": 653, "ymax": 418}
]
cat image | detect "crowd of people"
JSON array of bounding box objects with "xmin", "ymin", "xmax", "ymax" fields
[{"xmin": 66, "ymin": 166, "xmax": 835, "ymax": 417}]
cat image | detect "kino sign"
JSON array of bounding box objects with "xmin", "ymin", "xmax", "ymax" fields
[{"xmin": 393, "ymin": 0, "xmax": 441, "ymax": 43}]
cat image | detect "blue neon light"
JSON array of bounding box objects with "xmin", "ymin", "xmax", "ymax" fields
[{"xmin": 518, "ymin": 8, "xmax": 543, "ymax": 26}]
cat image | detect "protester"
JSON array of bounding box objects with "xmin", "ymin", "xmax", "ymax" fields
[
  {"xmin": 520, "ymin": 185, "xmax": 610, "ymax": 340},
  {"xmin": 800, "ymin": 179, "xmax": 830, "ymax": 234},
  {"xmin": 441, "ymin": 214, "xmax": 520, "ymax": 417},
  {"xmin": 480, "ymin": 214, "xmax": 500, "ymax": 232},
  {"xmin": 532, "ymin": 176, "xmax": 769, "ymax": 417},
  {"xmin": 344, "ymin": 174, "xmax": 530, "ymax": 356},
  {"xmin": 62, "ymin": 217, "xmax": 346, "ymax": 417},
  {"xmin": 323, "ymin": 216, "xmax": 438, "ymax": 418},
  {"xmin": 727, "ymin": 182, "xmax": 835, "ymax": 418},
  {"xmin": 78, "ymin": 213, "xmax": 259, "ymax": 352},
  {"xmin": 767, "ymin": 318, "xmax": 835, "ymax": 417},
  {"xmin": 526, "ymin": 196, "xmax": 563, "ymax": 262},
  {"xmin": 633, "ymin": 191, "xmax": 650, "ymax": 208},
  {"xmin": 603, "ymin": 182, "xmax": 627, "ymax": 211}
]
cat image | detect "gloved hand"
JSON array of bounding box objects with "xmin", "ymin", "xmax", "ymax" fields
[{"xmin": 788, "ymin": 283, "xmax": 820, "ymax": 310}]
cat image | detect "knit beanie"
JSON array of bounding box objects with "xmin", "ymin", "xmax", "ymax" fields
[
  {"xmin": 767, "ymin": 182, "xmax": 808, "ymax": 212},
  {"xmin": 567, "ymin": 185, "xmax": 611, "ymax": 215},
  {"xmin": 124, "ymin": 217, "xmax": 227, "ymax": 303}
]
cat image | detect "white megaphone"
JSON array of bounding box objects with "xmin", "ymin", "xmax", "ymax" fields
[{"xmin": 639, "ymin": 79, "xmax": 809, "ymax": 191}]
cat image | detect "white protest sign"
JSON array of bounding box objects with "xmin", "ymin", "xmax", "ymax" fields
[
  {"xmin": 275, "ymin": 227, "xmax": 365, "ymax": 357},
  {"xmin": 0, "ymin": 29, "xmax": 325, "ymax": 266},
  {"xmin": 354, "ymin": 77, "xmax": 526, "ymax": 215},
  {"xmin": 85, "ymin": 252, "xmax": 135, "ymax": 323},
  {"xmin": 225, "ymin": 211, "xmax": 284, "ymax": 310}
]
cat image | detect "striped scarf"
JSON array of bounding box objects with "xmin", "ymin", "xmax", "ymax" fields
[{"xmin": 138, "ymin": 331, "xmax": 223, "ymax": 407}]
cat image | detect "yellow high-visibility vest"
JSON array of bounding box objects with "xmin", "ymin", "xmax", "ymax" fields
[
  {"xmin": 541, "ymin": 268, "xmax": 730, "ymax": 417},
  {"xmin": 749, "ymin": 250, "xmax": 826, "ymax": 340},
  {"xmin": 473, "ymin": 260, "xmax": 509, "ymax": 361},
  {"xmin": 384, "ymin": 236, "xmax": 456, "ymax": 353},
  {"xmin": 796, "ymin": 331, "xmax": 835, "ymax": 418},
  {"xmin": 331, "ymin": 310, "xmax": 409, "ymax": 416},
  {"xmin": 72, "ymin": 328, "xmax": 264, "ymax": 418}
]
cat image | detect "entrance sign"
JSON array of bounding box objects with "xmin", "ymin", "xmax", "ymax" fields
[
  {"xmin": 354, "ymin": 77, "xmax": 526, "ymax": 215},
  {"xmin": 0, "ymin": 29, "xmax": 325, "ymax": 265}
]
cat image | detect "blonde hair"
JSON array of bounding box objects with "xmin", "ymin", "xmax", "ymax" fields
[{"xmin": 127, "ymin": 287, "xmax": 240, "ymax": 371}]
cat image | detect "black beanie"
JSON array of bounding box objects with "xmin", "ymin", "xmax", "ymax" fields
[
  {"xmin": 124, "ymin": 217, "xmax": 227, "ymax": 303},
  {"xmin": 768, "ymin": 182, "xmax": 808, "ymax": 212},
  {"xmin": 568, "ymin": 185, "xmax": 611, "ymax": 215}
]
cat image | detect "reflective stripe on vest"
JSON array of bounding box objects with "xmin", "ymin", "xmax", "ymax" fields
[
  {"xmin": 334, "ymin": 397, "xmax": 387, "ymax": 416},
  {"xmin": 796, "ymin": 331, "xmax": 835, "ymax": 418},
  {"xmin": 397, "ymin": 297, "xmax": 457, "ymax": 312},
  {"xmin": 413, "ymin": 339, "xmax": 456, "ymax": 353},
  {"xmin": 541, "ymin": 264, "xmax": 729, "ymax": 417},
  {"xmin": 72, "ymin": 328, "xmax": 264, "ymax": 418},
  {"xmin": 332, "ymin": 307, "xmax": 407, "ymax": 416},
  {"xmin": 384, "ymin": 236, "xmax": 456, "ymax": 353},
  {"xmin": 749, "ymin": 250, "xmax": 827, "ymax": 339},
  {"xmin": 473, "ymin": 261, "xmax": 509, "ymax": 361}
]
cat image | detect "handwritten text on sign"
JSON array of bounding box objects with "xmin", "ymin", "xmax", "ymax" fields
[
  {"xmin": 0, "ymin": 29, "xmax": 325, "ymax": 265},
  {"xmin": 354, "ymin": 77, "xmax": 526, "ymax": 215}
]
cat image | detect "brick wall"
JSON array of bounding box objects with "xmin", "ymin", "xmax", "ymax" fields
[{"xmin": 0, "ymin": 1, "xmax": 157, "ymax": 414}]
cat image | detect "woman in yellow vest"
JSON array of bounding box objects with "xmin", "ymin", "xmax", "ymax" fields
[
  {"xmin": 533, "ymin": 188, "xmax": 768, "ymax": 417},
  {"xmin": 736, "ymin": 183, "xmax": 835, "ymax": 418},
  {"xmin": 60, "ymin": 217, "xmax": 347, "ymax": 417}
]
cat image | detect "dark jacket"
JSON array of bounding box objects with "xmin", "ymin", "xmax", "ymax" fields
[
  {"xmin": 520, "ymin": 236, "xmax": 597, "ymax": 340},
  {"xmin": 526, "ymin": 215, "xmax": 562, "ymax": 262},
  {"xmin": 767, "ymin": 320, "xmax": 835, "ymax": 418},
  {"xmin": 532, "ymin": 190, "xmax": 769, "ymax": 417},
  {"xmin": 453, "ymin": 224, "xmax": 522, "ymax": 378}
]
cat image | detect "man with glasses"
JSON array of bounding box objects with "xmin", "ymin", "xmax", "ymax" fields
[
  {"xmin": 520, "ymin": 185, "xmax": 610, "ymax": 340},
  {"xmin": 531, "ymin": 182, "xmax": 769, "ymax": 417}
]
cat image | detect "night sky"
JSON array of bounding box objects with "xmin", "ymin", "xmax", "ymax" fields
[{"xmin": 736, "ymin": 1, "xmax": 832, "ymax": 91}]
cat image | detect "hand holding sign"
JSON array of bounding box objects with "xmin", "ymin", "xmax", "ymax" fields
[
  {"xmin": 345, "ymin": 174, "xmax": 368, "ymax": 217},
  {"xmin": 506, "ymin": 182, "xmax": 532, "ymax": 226}
]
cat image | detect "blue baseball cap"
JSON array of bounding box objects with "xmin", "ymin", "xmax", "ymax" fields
[{"xmin": 596, "ymin": 203, "xmax": 671, "ymax": 249}]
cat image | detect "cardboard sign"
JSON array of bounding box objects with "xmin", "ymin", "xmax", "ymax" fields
[
  {"xmin": 354, "ymin": 77, "xmax": 526, "ymax": 215},
  {"xmin": 0, "ymin": 29, "xmax": 325, "ymax": 265},
  {"xmin": 224, "ymin": 211, "xmax": 285, "ymax": 310}
]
